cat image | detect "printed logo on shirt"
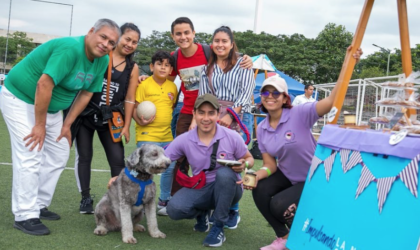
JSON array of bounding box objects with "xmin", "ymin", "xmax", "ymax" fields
[
  {"xmin": 74, "ymin": 72, "xmax": 94, "ymax": 89},
  {"xmin": 179, "ymin": 65, "xmax": 205, "ymax": 91},
  {"xmin": 219, "ymin": 152, "xmax": 226, "ymax": 159},
  {"xmin": 99, "ymin": 79, "xmax": 120, "ymax": 106},
  {"xmin": 168, "ymin": 92, "xmax": 175, "ymax": 101},
  {"xmin": 284, "ymin": 130, "xmax": 296, "ymax": 143}
]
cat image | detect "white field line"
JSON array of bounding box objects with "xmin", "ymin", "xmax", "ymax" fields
[
  {"xmin": 0, "ymin": 162, "xmax": 109, "ymax": 172},
  {"xmin": 0, "ymin": 162, "xmax": 162, "ymax": 175}
]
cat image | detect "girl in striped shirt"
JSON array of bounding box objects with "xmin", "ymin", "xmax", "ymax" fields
[
  {"xmin": 199, "ymin": 25, "xmax": 255, "ymax": 230},
  {"xmin": 199, "ymin": 26, "xmax": 255, "ymax": 143}
]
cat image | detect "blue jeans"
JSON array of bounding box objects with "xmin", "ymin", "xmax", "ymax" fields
[
  {"xmin": 136, "ymin": 141, "xmax": 176, "ymax": 201},
  {"xmin": 167, "ymin": 167, "xmax": 242, "ymax": 224},
  {"xmin": 171, "ymin": 102, "xmax": 183, "ymax": 139},
  {"xmin": 240, "ymin": 112, "xmax": 254, "ymax": 144}
]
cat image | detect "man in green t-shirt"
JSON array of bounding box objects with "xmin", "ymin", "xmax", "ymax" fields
[{"xmin": 0, "ymin": 18, "xmax": 120, "ymax": 236}]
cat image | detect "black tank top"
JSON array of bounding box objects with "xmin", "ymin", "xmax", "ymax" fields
[
  {"xmin": 84, "ymin": 58, "xmax": 133, "ymax": 129},
  {"xmin": 90, "ymin": 59, "xmax": 131, "ymax": 107}
]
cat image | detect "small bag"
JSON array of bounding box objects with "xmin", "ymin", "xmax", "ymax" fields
[
  {"xmin": 218, "ymin": 100, "xmax": 243, "ymax": 133},
  {"xmin": 105, "ymin": 51, "xmax": 124, "ymax": 143},
  {"xmin": 108, "ymin": 111, "xmax": 124, "ymax": 142},
  {"xmin": 175, "ymin": 140, "xmax": 219, "ymax": 189}
]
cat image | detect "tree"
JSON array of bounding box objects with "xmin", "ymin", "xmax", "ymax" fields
[
  {"xmin": 312, "ymin": 23, "xmax": 354, "ymax": 84},
  {"xmin": 0, "ymin": 31, "xmax": 36, "ymax": 67},
  {"xmin": 132, "ymin": 25, "xmax": 419, "ymax": 83}
]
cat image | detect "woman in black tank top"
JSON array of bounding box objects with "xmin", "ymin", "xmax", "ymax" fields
[{"xmin": 74, "ymin": 23, "xmax": 141, "ymax": 214}]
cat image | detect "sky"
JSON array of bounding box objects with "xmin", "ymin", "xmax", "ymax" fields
[{"xmin": 0, "ymin": 0, "xmax": 419, "ymax": 58}]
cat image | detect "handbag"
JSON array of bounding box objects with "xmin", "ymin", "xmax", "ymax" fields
[
  {"xmin": 175, "ymin": 140, "xmax": 220, "ymax": 189},
  {"xmin": 250, "ymin": 139, "xmax": 263, "ymax": 160},
  {"xmin": 106, "ymin": 50, "xmax": 124, "ymax": 143}
]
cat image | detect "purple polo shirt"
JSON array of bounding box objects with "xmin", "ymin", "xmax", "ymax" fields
[
  {"xmin": 165, "ymin": 124, "xmax": 248, "ymax": 183},
  {"xmin": 257, "ymin": 102, "xmax": 320, "ymax": 184}
]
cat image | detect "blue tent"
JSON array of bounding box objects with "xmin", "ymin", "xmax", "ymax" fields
[{"xmin": 253, "ymin": 70, "xmax": 305, "ymax": 104}]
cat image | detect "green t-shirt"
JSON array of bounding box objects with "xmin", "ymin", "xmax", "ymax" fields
[{"xmin": 5, "ymin": 36, "xmax": 108, "ymax": 113}]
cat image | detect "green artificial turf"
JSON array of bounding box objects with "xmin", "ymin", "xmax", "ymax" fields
[{"xmin": 0, "ymin": 112, "xmax": 275, "ymax": 249}]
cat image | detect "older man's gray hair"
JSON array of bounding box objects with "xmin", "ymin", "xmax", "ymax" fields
[{"xmin": 93, "ymin": 18, "xmax": 121, "ymax": 44}]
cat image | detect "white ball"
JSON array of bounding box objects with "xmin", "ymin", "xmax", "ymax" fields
[{"xmin": 137, "ymin": 101, "xmax": 156, "ymax": 120}]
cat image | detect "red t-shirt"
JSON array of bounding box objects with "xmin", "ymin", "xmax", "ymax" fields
[{"xmin": 170, "ymin": 43, "xmax": 208, "ymax": 115}]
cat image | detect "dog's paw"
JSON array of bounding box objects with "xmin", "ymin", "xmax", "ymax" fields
[
  {"xmin": 150, "ymin": 230, "xmax": 166, "ymax": 239},
  {"xmin": 133, "ymin": 224, "xmax": 145, "ymax": 232},
  {"xmin": 94, "ymin": 226, "xmax": 108, "ymax": 235},
  {"xmin": 122, "ymin": 235, "xmax": 137, "ymax": 244}
]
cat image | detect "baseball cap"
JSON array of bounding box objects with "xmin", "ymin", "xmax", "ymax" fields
[
  {"xmin": 260, "ymin": 74, "xmax": 288, "ymax": 95},
  {"xmin": 194, "ymin": 94, "xmax": 220, "ymax": 110}
]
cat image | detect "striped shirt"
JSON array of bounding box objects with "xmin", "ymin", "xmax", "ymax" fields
[{"xmin": 199, "ymin": 58, "xmax": 255, "ymax": 113}]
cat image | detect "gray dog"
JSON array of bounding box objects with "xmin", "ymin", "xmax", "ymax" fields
[{"xmin": 93, "ymin": 144, "xmax": 170, "ymax": 244}]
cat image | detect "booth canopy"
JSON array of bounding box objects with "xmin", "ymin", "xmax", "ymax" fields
[{"xmin": 251, "ymin": 54, "xmax": 305, "ymax": 103}]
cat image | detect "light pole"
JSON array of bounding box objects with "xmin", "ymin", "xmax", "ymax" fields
[
  {"xmin": 3, "ymin": 0, "xmax": 12, "ymax": 74},
  {"xmin": 31, "ymin": 0, "xmax": 73, "ymax": 36},
  {"xmin": 372, "ymin": 44, "xmax": 391, "ymax": 76},
  {"xmin": 253, "ymin": 0, "xmax": 262, "ymax": 34}
]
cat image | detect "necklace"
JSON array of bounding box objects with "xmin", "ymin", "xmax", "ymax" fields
[
  {"xmin": 113, "ymin": 59, "xmax": 126, "ymax": 68},
  {"xmin": 112, "ymin": 59, "xmax": 126, "ymax": 74}
]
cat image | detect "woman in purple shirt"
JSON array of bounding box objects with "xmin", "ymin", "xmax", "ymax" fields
[{"xmin": 246, "ymin": 48, "xmax": 362, "ymax": 250}]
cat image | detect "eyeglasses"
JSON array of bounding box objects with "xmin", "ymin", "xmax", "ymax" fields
[{"xmin": 260, "ymin": 90, "xmax": 283, "ymax": 99}]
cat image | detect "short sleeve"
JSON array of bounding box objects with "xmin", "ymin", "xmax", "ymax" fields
[
  {"xmin": 165, "ymin": 134, "xmax": 187, "ymax": 161},
  {"xmin": 298, "ymin": 102, "xmax": 320, "ymax": 128},
  {"xmin": 135, "ymin": 82, "xmax": 145, "ymax": 103},
  {"xmin": 232, "ymin": 131, "xmax": 248, "ymax": 159}
]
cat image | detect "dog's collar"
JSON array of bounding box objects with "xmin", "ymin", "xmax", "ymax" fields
[{"xmin": 125, "ymin": 167, "xmax": 153, "ymax": 206}]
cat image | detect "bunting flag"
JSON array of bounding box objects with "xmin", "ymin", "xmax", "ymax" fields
[
  {"xmin": 377, "ymin": 177, "xmax": 397, "ymax": 213},
  {"xmin": 340, "ymin": 149, "xmax": 351, "ymax": 172},
  {"xmin": 324, "ymin": 151, "xmax": 337, "ymax": 182},
  {"xmin": 399, "ymin": 154, "xmax": 420, "ymax": 198},
  {"xmin": 344, "ymin": 151, "xmax": 362, "ymax": 173},
  {"xmin": 309, "ymin": 156, "xmax": 323, "ymax": 180},
  {"xmin": 355, "ymin": 165, "xmax": 375, "ymax": 199}
]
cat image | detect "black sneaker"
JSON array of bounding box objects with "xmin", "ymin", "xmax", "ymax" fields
[
  {"xmin": 14, "ymin": 218, "xmax": 50, "ymax": 235},
  {"xmin": 40, "ymin": 208, "xmax": 61, "ymax": 220},
  {"xmin": 80, "ymin": 196, "xmax": 94, "ymax": 214},
  {"xmin": 194, "ymin": 211, "xmax": 210, "ymax": 232}
]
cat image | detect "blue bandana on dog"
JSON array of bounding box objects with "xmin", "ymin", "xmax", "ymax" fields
[{"xmin": 124, "ymin": 167, "xmax": 153, "ymax": 206}]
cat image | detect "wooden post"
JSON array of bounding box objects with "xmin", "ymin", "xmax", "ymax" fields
[
  {"xmin": 328, "ymin": 0, "xmax": 375, "ymax": 124},
  {"xmin": 397, "ymin": 0, "xmax": 416, "ymax": 117}
]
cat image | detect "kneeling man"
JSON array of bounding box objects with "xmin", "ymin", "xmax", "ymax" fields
[{"xmin": 165, "ymin": 94, "xmax": 254, "ymax": 247}]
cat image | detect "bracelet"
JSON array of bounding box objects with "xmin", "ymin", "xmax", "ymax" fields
[
  {"xmin": 124, "ymin": 100, "xmax": 135, "ymax": 104},
  {"xmin": 261, "ymin": 167, "xmax": 271, "ymax": 177},
  {"xmin": 245, "ymin": 161, "xmax": 249, "ymax": 168}
]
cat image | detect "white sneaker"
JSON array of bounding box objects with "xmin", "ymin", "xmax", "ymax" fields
[{"xmin": 157, "ymin": 206, "xmax": 168, "ymax": 216}]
